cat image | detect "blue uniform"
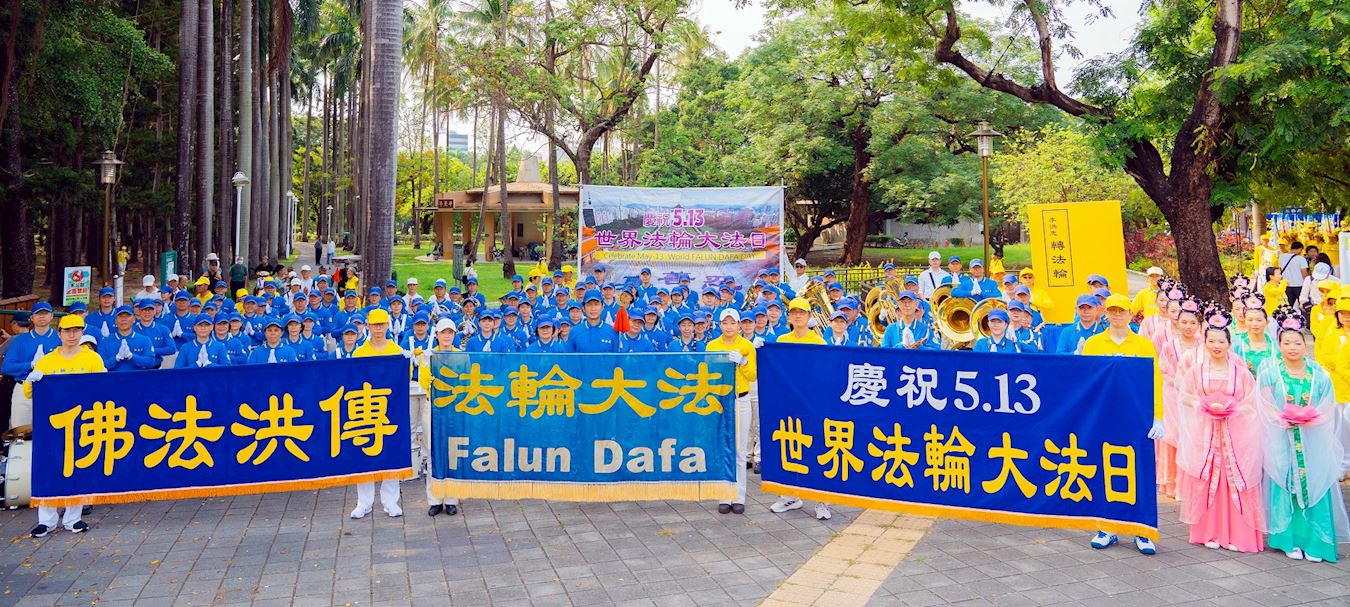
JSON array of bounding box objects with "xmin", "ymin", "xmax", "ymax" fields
[
  {"xmin": 570, "ymin": 320, "xmax": 619, "ymax": 353},
  {"xmin": 85, "ymin": 308, "xmax": 119, "ymax": 338},
  {"xmin": 96, "ymin": 331, "xmax": 159, "ymax": 372},
  {"xmin": 525, "ymin": 338, "xmax": 569, "ymax": 353},
  {"xmin": 174, "ymin": 338, "xmax": 231, "ymax": 368},
  {"xmin": 1013, "ymin": 327, "xmax": 1043, "ymax": 353},
  {"xmin": 282, "ymin": 336, "xmax": 316, "ymax": 361},
  {"xmin": 1055, "ymin": 320, "xmax": 1104, "ymax": 354},
  {"xmin": 1, "ymin": 327, "xmax": 60, "ymax": 380},
  {"xmin": 948, "ymin": 275, "xmax": 1002, "ymax": 302},
  {"xmin": 879, "ymin": 319, "xmax": 937, "ymax": 350},
  {"xmin": 166, "ymin": 312, "xmax": 195, "ymax": 347},
  {"xmin": 247, "ymin": 343, "xmax": 299, "ymax": 364},
  {"xmin": 972, "ymin": 334, "xmax": 1022, "ymax": 353},
  {"xmin": 133, "ymin": 320, "xmax": 176, "ymax": 365},
  {"xmin": 618, "ymin": 333, "xmax": 655, "ymax": 353},
  {"xmin": 222, "ymin": 334, "xmax": 252, "ymax": 365},
  {"xmin": 465, "ymin": 330, "xmax": 516, "ymax": 353}
]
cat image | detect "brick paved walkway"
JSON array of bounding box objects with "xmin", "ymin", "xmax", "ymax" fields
[{"xmin": 1, "ymin": 479, "xmax": 1346, "ymax": 606}]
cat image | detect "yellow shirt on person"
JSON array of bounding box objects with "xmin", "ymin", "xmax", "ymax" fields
[
  {"xmin": 705, "ymin": 335, "xmax": 757, "ymax": 395},
  {"xmin": 417, "ymin": 345, "xmax": 458, "ymax": 393},
  {"xmin": 1131, "ymin": 288, "xmax": 1160, "ymax": 318},
  {"xmin": 775, "ymin": 330, "xmax": 826, "ymax": 345},
  {"xmin": 1081, "ymin": 330, "xmax": 1162, "ymax": 421},
  {"xmin": 24, "ymin": 349, "xmax": 108, "ymax": 399},
  {"xmin": 1262, "ymin": 279, "xmax": 1287, "ymax": 314}
]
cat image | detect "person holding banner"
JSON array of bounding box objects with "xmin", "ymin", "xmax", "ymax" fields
[
  {"xmin": 349, "ymin": 308, "xmax": 407, "ymax": 519},
  {"xmin": 24, "ymin": 314, "xmax": 104, "ymax": 537},
  {"xmin": 421, "ymin": 318, "xmax": 462, "ymax": 516},
  {"xmin": 704, "ymin": 309, "xmax": 755, "ymax": 515},
  {"xmin": 1082, "ymin": 294, "xmax": 1163, "ymax": 555},
  {"xmin": 768, "ymin": 299, "xmax": 835, "ymax": 521},
  {"xmin": 1176, "ymin": 307, "xmax": 1265, "ymax": 553},
  {"xmin": 1258, "ymin": 308, "xmax": 1348, "ymax": 563}
]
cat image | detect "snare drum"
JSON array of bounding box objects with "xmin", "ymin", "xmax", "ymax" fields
[{"xmin": 2, "ymin": 439, "xmax": 33, "ymax": 509}]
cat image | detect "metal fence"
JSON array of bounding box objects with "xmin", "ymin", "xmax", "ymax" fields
[{"xmin": 810, "ymin": 266, "xmax": 928, "ymax": 294}]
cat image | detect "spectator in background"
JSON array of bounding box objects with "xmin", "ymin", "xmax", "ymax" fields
[
  {"xmin": 228, "ymin": 256, "xmax": 248, "ymax": 294},
  {"xmin": 1278, "ymin": 241, "xmax": 1309, "ymax": 306}
]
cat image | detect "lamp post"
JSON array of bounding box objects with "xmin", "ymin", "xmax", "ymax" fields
[
  {"xmin": 92, "ymin": 150, "xmax": 124, "ymax": 286},
  {"xmin": 969, "ymin": 121, "xmax": 1002, "ymax": 265},
  {"xmin": 232, "ymin": 171, "xmax": 250, "ymax": 264},
  {"xmin": 286, "ymin": 191, "xmax": 298, "ymax": 258},
  {"xmin": 326, "ymin": 204, "xmax": 334, "ymax": 242}
]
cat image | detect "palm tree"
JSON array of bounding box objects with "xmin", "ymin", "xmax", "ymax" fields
[
  {"xmin": 176, "ymin": 0, "xmax": 200, "ymax": 263},
  {"xmin": 364, "ymin": 0, "xmax": 402, "ymax": 282}
]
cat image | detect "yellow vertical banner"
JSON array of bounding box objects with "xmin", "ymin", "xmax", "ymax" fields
[{"xmin": 1026, "ymin": 201, "xmax": 1127, "ymax": 325}]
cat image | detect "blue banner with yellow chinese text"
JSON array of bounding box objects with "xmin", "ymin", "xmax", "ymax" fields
[
  {"xmin": 758, "ymin": 343, "xmax": 1159, "ymax": 539},
  {"xmin": 30, "ymin": 357, "xmax": 412, "ymax": 507},
  {"xmin": 427, "ymin": 352, "xmax": 737, "ymax": 502}
]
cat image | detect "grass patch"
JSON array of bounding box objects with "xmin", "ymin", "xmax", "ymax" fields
[{"xmin": 859, "ymin": 244, "xmax": 1032, "ymax": 268}]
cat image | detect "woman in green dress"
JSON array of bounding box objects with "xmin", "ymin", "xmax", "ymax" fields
[
  {"xmin": 1257, "ymin": 308, "xmax": 1349, "ymax": 562},
  {"xmin": 1234, "ymin": 296, "xmax": 1277, "ymax": 375}
]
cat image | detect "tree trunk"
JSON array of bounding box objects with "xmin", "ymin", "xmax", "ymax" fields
[
  {"xmin": 196, "ymin": 0, "xmax": 215, "ymax": 263},
  {"xmin": 497, "ymin": 103, "xmax": 514, "ymax": 277},
  {"xmin": 839, "ymin": 128, "xmax": 871, "ymax": 265},
  {"xmin": 364, "ymin": 0, "xmax": 401, "ymax": 282},
  {"xmin": 301, "ymin": 84, "xmax": 313, "ymax": 242},
  {"xmin": 175, "ymin": 0, "xmax": 200, "ymax": 263},
  {"xmin": 0, "ymin": 74, "xmax": 32, "ymax": 297},
  {"xmin": 794, "ymin": 225, "xmax": 827, "ymax": 262},
  {"xmin": 239, "ymin": 0, "xmax": 254, "ymax": 262},
  {"xmin": 218, "ymin": 0, "xmax": 235, "ymax": 262}
]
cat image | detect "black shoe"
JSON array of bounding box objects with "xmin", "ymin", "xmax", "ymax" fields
[
  {"xmin": 731, "ymin": 503, "xmax": 745, "ymax": 515},
  {"xmin": 745, "ymin": 461, "xmax": 754, "ymax": 469},
  {"xmin": 428, "ymin": 505, "xmax": 444, "ymax": 517},
  {"xmin": 717, "ymin": 504, "xmax": 732, "ymax": 514},
  {"xmin": 445, "ymin": 505, "xmax": 459, "ymax": 516},
  {"xmin": 68, "ymin": 521, "xmax": 89, "ymax": 534},
  {"xmin": 81, "ymin": 506, "xmax": 93, "ymax": 516},
  {"xmin": 753, "ymin": 461, "xmax": 761, "ymax": 475},
  {"xmin": 30, "ymin": 524, "xmax": 51, "ymax": 538}
]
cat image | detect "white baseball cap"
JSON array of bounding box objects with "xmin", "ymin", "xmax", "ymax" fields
[
  {"xmin": 407, "ymin": 277, "xmax": 419, "ymax": 285},
  {"xmin": 300, "ymin": 264, "xmax": 311, "ymax": 272},
  {"xmin": 166, "ymin": 274, "xmax": 178, "ymax": 283},
  {"xmin": 928, "ymin": 251, "xmax": 941, "ymax": 260},
  {"xmin": 290, "ymin": 278, "xmax": 303, "ymax": 286},
  {"xmin": 1146, "ymin": 266, "xmax": 1164, "ymax": 276},
  {"xmin": 719, "ymin": 309, "xmax": 741, "ymax": 322},
  {"xmin": 794, "ymin": 258, "xmax": 807, "ymax": 266},
  {"xmin": 434, "ymin": 318, "xmax": 456, "ymax": 333},
  {"xmin": 143, "ymin": 275, "xmax": 156, "ymax": 286}
]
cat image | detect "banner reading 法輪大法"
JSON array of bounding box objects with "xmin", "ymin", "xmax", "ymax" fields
[
  {"xmin": 578, "ymin": 185, "xmax": 783, "ymax": 291},
  {"xmin": 30, "ymin": 356, "xmax": 412, "ymax": 507},
  {"xmin": 426, "ymin": 352, "xmax": 737, "ymax": 502},
  {"xmin": 758, "ymin": 343, "xmax": 1159, "ymax": 539}
]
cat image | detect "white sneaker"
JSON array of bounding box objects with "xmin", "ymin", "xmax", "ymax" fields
[
  {"xmin": 350, "ymin": 507, "xmax": 371, "ymax": 519},
  {"xmin": 1304, "ymin": 554, "xmax": 1323, "ymax": 563},
  {"xmin": 385, "ymin": 506, "xmax": 403, "ymax": 518},
  {"xmin": 1203, "ymin": 541, "xmax": 1221, "ymax": 549},
  {"xmin": 814, "ymin": 505, "xmax": 832, "ymax": 520},
  {"xmin": 1285, "ymin": 548, "xmax": 1304, "ymax": 560},
  {"xmin": 770, "ymin": 497, "xmax": 803, "ymax": 513}
]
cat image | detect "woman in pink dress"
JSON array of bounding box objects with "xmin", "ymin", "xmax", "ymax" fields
[
  {"xmin": 1177, "ymin": 307, "xmax": 1265, "ymax": 551},
  {"xmin": 1139, "ymin": 279, "xmax": 1177, "ymax": 346},
  {"xmin": 1158, "ymin": 296, "xmax": 1203, "ymax": 499}
]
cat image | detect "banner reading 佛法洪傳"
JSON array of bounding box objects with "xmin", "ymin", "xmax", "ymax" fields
[
  {"xmin": 578, "ymin": 185, "xmax": 784, "ymax": 291},
  {"xmin": 30, "ymin": 356, "xmax": 412, "ymax": 507},
  {"xmin": 758, "ymin": 343, "xmax": 1159, "ymax": 539},
  {"xmin": 426, "ymin": 352, "xmax": 737, "ymax": 502}
]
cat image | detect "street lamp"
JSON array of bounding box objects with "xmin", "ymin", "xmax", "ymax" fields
[
  {"xmin": 326, "ymin": 204, "xmax": 334, "ymax": 242},
  {"xmin": 969, "ymin": 120, "xmax": 1002, "ymax": 265},
  {"xmin": 232, "ymin": 171, "xmax": 250, "ymax": 265},
  {"xmin": 286, "ymin": 191, "xmax": 298, "ymax": 257},
  {"xmin": 92, "ymin": 150, "xmax": 124, "ymax": 285}
]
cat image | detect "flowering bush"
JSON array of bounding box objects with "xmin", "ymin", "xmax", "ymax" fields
[
  {"xmin": 1124, "ymin": 228, "xmax": 1177, "ymax": 275},
  {"xmin": 1218, "ymin": 229, "xmax": 1254, "ymax": 257}
]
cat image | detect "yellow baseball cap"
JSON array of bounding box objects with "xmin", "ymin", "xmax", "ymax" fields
[
  {"xmin": 366, "ymin": 308, "xmax": 391, "ymax": 325},
  {"xmin": 59, "ymin": 314, "xmax": 86, "ymax": 330},
  {"xmin": 561, "ymin": 265, "xmax": 575, "ymax": 273},
  {"xmin": 1317, "ymin": 279, "xmax": 1338, "ymax": 292},
  {"xmin": 1018, "ymin": 268, "xmax": 1034, "ymax": 277},
  {"xmin": 195, "ymin": 276, "xmax": 210, "ymax": 286},
  {"xmin": 788, "ymin": 298, "xmax": 811, "ymax": 312},
  {"xmin": 1336, "ymin": 299, "xmax": 1350, "ymax": 313},
  {"xmin": 1104, "ymin": 294, "xmax": 1131, "ymax": 311},
  {"xmin": 236, "ymin": 288, "xmax": 249, "ymax": 298}
]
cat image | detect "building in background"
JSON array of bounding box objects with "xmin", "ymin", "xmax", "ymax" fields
[{"xmin": 447, "ymin": 132, "xmax": 469, "ymax": 154}]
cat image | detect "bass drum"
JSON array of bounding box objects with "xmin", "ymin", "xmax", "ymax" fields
[{"xmin": 2, "ymin": 439, "xmax": 32, "ymax": 509}]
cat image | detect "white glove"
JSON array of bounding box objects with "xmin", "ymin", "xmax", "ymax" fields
[
  {"xmin": 266, "ymin": 348, "xmax": 277, "ymax": 364},
  {"xmin": 752, "ymin": 337, "xmax": 765, "ymax": 349},
  {"xmin": 25, "ymin": 370, "xmax": 43, "ymax": 383},
  {"xmin": 196, "ymin": 344, "xmax": 212, "ymax": 367},
  {"xmin": 100, "ymin": 321, "xmax": 111, "ymax": 337},
  {"xmin": 116, "ymin": 339, "xmax": 133, "ymax": 361},
  {"xmin": 1147, "ymin": 419, "xmax": 1164, "ymax": 440},
  {"xmin": 726, "ymin": 351, "xmax": 746, "ymax": 366},
  {"xmin": 31, "ymin": 345, "xmax": 45, "ymax": 365},
  {"xmin": 401, "ymin": 348, "xmax": 415, "ymax": 359},
  {"xmin": 169, "ymin": 321, "xmax": 183, "ymax": 338}
]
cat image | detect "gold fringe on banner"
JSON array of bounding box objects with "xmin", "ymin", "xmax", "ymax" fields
[
  {"xmin": 427, "ymin": 478, "xmax": 736, "ymax": 503},
  {"xmin": 761, "ymin": 481, "xmax": 1159, "ymax": 541},
  {"xmin": 30, "ymin": 468, "xmax": 414, "ymax": 509}
]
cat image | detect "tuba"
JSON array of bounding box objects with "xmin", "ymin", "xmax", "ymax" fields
[
  {"xmin": 930, "ymin": 284, "xmax": 954, "ymax": 311},
  {"xmin": 865, "ymin": 277, "xmax": 904, "ymax": 345},
  {"xmin": 971, "ymin": 299, "xmax": 1008, "ymax": 339},
  {"xmin": 936, "ymin": 294, "xmax": 977, "ymax": 349},
  {"xmin": 800, "ymin": 280, "xmax": 834, "ymax": 336}
]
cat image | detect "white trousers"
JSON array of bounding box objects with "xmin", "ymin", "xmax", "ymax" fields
[
  {"xmin": 10, "ymin": 383, "xmax": 32, "ymax": 429},
  {"xmin": 160, "ymin": 353, "xmax": 177, "ymax": 369},
  {"xmin": 747, "ymin": 384, "xmax": 761, "ymax": 463},
  {"xmin": 356, "ymin": 480, "xmax": 401, "ymax": 512},
  {"xmin": 418, "ymin": 396, "xmax": 458, "ymax": 506},
  {"xmin": 37, "ymin": 505, "xmax": 84, "ymax": 530},
  {"xmin": 721, "ymin": 393, "xmax": 751, "ymax": 505}
]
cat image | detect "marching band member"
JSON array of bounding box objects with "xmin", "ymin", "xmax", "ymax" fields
[
  {"xmin": 618, "ymin": 309, "xmax": 656, "ymax": 353},
  {"xmin": 998, "ymin": 275, "xmax": 1018, "ymax": 303},
  {"xmin": 879, "ymin": 291, "xmax": 935, "ymax": 350},
  {"xmin": 788, "ymin": 258, "xmax": 810, "ymax": 294},
  {"xmin": 972, "ymin": 309, "xmax": 1019, "ymax": 353},
  {"xmin": 349, "ymin": 307, "xmax": 406, "ymax": 519},
  {"xmin": 3, "ymin": 302, "xmax": 59, "ymax": 428},
  {"xmin": 86, "ymin": 287, "xmax": 118, "ymax": 337},
  {"xmin": 704, "ymin": 309, "xmax": 756, "ymax": 515},
  {"xmin": 1257, "ymin": 309, "xmax": 1348, "ymax": 563},
  {"xmin": 941, "ymin": 256, "xmax": 963, "ymax": 285},
  {"xmin": 1008, "ymin": 301, "xmax": 1042, "ymax": 353},
  {"xmin": 571, "ymin": 291, "xmax": 619, "ymax": 353},
  {"xmin": 333, "ymin": 324, "xmax": 362, "ymax": 359},
  {"xmin": 1054, "ymin": 295, "xmax": 1104, "ymax": 354},
  {"xmin": 949, "ymin": 259, "xmax": 999, "ymax": 302},
  {"xmin": 247, "ymin": 318, "xmax": 299, "ymax": 364},
  {"xmin": 1082, "ymin": 294, "xmax": 1163, "ymax": 555},
  {"xmin": 465, "ymin": 309, "xmax": 516, "ymax": 353},
  {"xmin": 24, "ymin": 314, "xmax": 104, "ymax": 537},
  {"xmin": 174, "ymin": 315, "xmax": 229, "ymax": 368},
  {"xmin": 1176, "ymin": 308, "xmax": 1264, "ymax": 552},
  {"xmin": 423, "ymin": 318, "xmax": 461, "ymax": 516},
  {"xmin": 824, "ymin": 311, "xmax": 858, "ymax": 347},
  {"xmin": 282, "ymin": 315, "xmax": 317, "ymax": 361}
]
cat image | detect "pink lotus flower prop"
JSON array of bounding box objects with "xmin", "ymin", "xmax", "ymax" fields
[
  {"xmin": 1203, "ymin": 401, "xmax": 1235, "ymax": 419},
  {"xmin": 1280, "ymin": 405, "xmax": 1319, "ymax": 427}
]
